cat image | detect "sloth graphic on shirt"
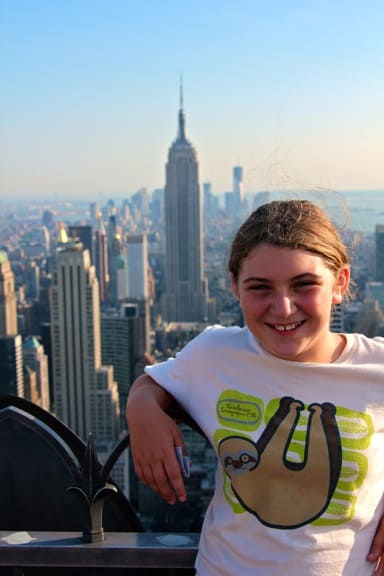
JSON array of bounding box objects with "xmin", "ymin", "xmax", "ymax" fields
[{"xmin": 215, "ymin": 392, "xmax": 373, "ymax": 529}]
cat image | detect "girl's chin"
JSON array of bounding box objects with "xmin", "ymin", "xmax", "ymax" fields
[{"xmin": 262, "ymin": 342, "xmax": 307, "ymax": 362}]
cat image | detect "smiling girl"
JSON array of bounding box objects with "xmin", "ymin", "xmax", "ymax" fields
[{"xmin": 127, "ymin": 200, "xmax": 384, "ymax": 575}]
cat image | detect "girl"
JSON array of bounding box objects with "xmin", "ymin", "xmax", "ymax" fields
[{"xmin": 127, "ymin": 199, "xmax": 384, "ymax": 575}]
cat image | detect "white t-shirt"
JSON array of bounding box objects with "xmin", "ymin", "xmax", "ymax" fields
[{"xmin": 145, "ymin": 327, "xmax": 384, "ymax": 576}]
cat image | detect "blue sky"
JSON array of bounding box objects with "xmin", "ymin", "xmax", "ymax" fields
[{"xmin": 1, "ymin": 0, "xmax": 383, "ymax": 199}]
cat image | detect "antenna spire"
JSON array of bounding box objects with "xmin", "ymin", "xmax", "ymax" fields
[
  {"xmin": 180, "ymin": 75, "xmax": 184, "ymax": 110},
  {"xmin": 177, "ymin": 76, "xmax": 186, "ymax": 141}
]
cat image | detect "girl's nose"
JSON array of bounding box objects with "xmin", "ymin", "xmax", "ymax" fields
[{"xmin": 271, "ymin": 294, "xmax": 296, "ymax": 316}]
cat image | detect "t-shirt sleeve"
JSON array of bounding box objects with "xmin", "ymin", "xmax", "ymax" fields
[{"xmin": 144, "ymin": 325, "xmax": 223, "ymax": 412}]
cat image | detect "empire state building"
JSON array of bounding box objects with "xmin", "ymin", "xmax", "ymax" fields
[{"xmin": 161, "ymin": 91, "xmax": 208, "ymax": 322}]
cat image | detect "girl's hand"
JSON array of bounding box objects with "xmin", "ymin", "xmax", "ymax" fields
[
  {"xmin": 130, "ymin": 407, "xmax": 188, "ymax": 504},
  {"xmin": 367, "ymin": 515, "xmax": 384, "ymax": 574},
  {"xmin": 126, "ymin": 375, "xmax": 188, "ymax": 505}
]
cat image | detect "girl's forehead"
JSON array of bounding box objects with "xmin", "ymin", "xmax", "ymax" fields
[{"xmin": 240, "ymin": 244, "xmax": 329, "ymax": 275}]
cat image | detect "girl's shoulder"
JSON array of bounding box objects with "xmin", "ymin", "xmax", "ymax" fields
[
  {"xmin": 173, "ymin": 325, "xmax": 255, "ymax": 360},
  {"xmin": 192, "ymin": 324, "xmax": 251, "ymax": 349},
  {"xmin": 344, "ymin": 332, "xmax": 384, "ymax": 360}
]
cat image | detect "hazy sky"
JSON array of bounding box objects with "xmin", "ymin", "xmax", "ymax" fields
[{"xmin": 1, "ymin": 0, "xmax": 383, "ymax": 200}]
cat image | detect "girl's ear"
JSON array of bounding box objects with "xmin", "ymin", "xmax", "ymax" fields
[
  {"xmin": 230, "ymin": 274, "xmax": 240, "ymax": 300},
  {"xmin": 332, "ymin": 266, "xmax": 350, "ymax": 304}
]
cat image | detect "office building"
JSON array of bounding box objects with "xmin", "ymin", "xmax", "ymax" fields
[
  {"xmin": 124, "ymin": 298, "xmax": 151, "ymax": 359},
  {"xmin": 365, "ymin": 281, "xmax": 384, "ymax": 315},
  {"xmin": 24, "ymin": 260, "xmax": 40, "ymax": 300},
  {"xmin": 0, "ymin": 335, "xmax": 23, "ymax": 396},
  {"xmin": 68, "ymin": 225, "xmax": 93, "ymax": 262},
  {"xmin": 203, "ymin": 182, "xmax": 219, "ymax": 216},
  {"xmin": 330, "ymin": 303, "xmax": 344, "ymax": 333},
  {"xmin": 150, "ymin": 188, "xmax": 164, "ymax": 226},
  {"xmin": 40, "ymin": 321, "xmax": 54, "ymax": 411},
  {"xmin": 233, "ymin": 165, "xmax": 244, "ymax": 209},
  {"xmin": 107, "ymin": 216, "xmax": 127, "ymax": 306},
  {"xmin": 125, "ymin": 233, "xmax": 149, "ymax": 300},
  {"xmin": 0, "ymin": 251, "xmax": 23, "ymax": 397},
  {"xmin": 125, "ymin": 233, "xmax": 152, "ymax": 353},
  {"xmin": 94, "ymin": 214, "xmax": 109, "ymax": 303},
  {"xmin": 131, "ymin": 188, "xmax": 150, "ymax": 224},
  {"xmin": 0, "ymin": 251, "xmax": 17, "ymax": 337},
  {"xmin": 161, "ymin": 89, "xmax": 208, "ymax": 322},
  {"xmin": 101, "ymin": 303, "xmax": 142, "ymax": 430},
  {"xmin": 50, "ymin": 239, "xmax": 120, "ymax": 441},
  {"xmin": 89, "ymin": 201, "xmax": 99, "ymax": 224},
  {"xmin": 22, "ymin": 336, "xmax": 50, "ymax": 410},
  {"xmin": 354, "ymin": 300, "xmax": 383, "ymax": 337},
  {"xmin": 108, "ymin": 238, "xmax": 127, "ymax": 305},
  {"xmin": 375, "ymin": 225, "xmax": 384, "ymax": 281}
]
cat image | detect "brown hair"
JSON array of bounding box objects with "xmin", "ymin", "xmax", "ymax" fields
[{"xmin": 229, "ymin": 199, "xmax": 350, "ymax": 284}]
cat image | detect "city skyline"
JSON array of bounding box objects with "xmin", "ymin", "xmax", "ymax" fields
[{"xmin": 1, "ymin": 0, "xmax": 383, "ymax": 199}]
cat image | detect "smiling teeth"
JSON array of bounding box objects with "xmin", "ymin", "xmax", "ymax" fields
[{"xmin": 275, "ymin": 323, "xmax": 300, "ymax": 331}]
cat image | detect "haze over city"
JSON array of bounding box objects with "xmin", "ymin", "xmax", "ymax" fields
[{"xmin": 1, "ymin": 0, "xmax": 383, "ymax": 200}]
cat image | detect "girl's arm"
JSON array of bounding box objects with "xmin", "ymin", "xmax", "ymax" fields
[{"xmin": 126, "ymin": 374, "xmax": 188, "ymax": 504}]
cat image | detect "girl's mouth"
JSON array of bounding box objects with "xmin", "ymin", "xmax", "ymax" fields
[{"xmin": 268, "ymin": 320, "xmax": 305, "ymax": 333}]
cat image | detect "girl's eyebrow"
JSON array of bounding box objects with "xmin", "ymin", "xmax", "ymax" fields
[
  {"xmin": 242, "ymin": 273, "xmax": 322, "ymax": 284},
  {"xmin": 242, "ymin": 276, "xmax": 270, "ymax": 284}
]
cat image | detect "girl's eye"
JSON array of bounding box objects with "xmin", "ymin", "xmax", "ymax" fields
[
  {"xmin": 249, "ymin": 284, "xmax": 270, "ymax": 291},
  {"xmin": 294, "ymin": 281, "xmax": 317, "ymax": 289}
]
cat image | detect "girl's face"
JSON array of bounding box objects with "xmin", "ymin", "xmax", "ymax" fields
[{"xmin": 231, "ymin": 243, "xmax": 350, "ymax": 363}]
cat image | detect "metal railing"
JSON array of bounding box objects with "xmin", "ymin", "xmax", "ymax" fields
[
  {"xmin": 0, "ymin": 396, "xmax": 203, "ymax": 575},
  {"xmin": 0, "ymin": 530, "xmax": 198, "ymax": 575}
]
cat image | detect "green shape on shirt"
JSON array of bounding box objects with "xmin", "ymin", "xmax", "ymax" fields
[{"xmin": 216, "ymin": 390, "xmax": 264, "ymax": 431}]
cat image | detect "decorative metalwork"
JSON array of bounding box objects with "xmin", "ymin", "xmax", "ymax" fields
[
  {"xmin": 68, "ymin": 433, "xmax": 120, "ymax": 543},
  {"xmin": 67, "ymin": 407, "xmax": 202, "ymax": 543}
]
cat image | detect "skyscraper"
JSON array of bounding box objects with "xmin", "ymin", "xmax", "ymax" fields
[
  {"xmin": 0, "ymin": 335, "xmax": 23, "ymax": 396},
  {"xmin": 24, "ymin": 260, "xmax": 40, "ymax": 300},
  {"xmin": 94, "ymin": 214, "xmax": 109, "ymax": 303},
  {"xmin": 50, "ymin": 239, "xmax": 120, "ymax": 440},
  {"xmin": 89, "ymin": 201, "xmax": 99, "ymax": 224},
  {"xmin": 22, "ymin": 335, "xmax": 50, "ymax": 410},
  {"xmin": 365, "ymin": 281, "xmax": 384, "ymax": 315},
  {"xmin": 68, "ymin": 225, "xmax": 93, "ymax": 262},
  {"xmin": 0, "ymin": 251, "xmax": 23, "ymax": 397},
  {"xmin": 330, "ymin": 303, "xmax": 345, "ymax": 333},
  {"xmin": 125, "ymin": 233, "xmax": 152, "ymax": 352},
  {"xmin": 107, "ymin": 216, "xmax": 127, "ymax": 306},
  {"xmin": 233, "ymin": 165, "xmax": 244, "ymax": 209},
  {"xmin": 161, "ymin": 88, "xmax": 208, "ymax": 322},
  {"xmin": 125, "ymin": 233, "xmax": 149, "ymax": 300},
  {"xmin": 101, "ymin": 303, "xmax": 142, "ymax": 430},
  {"xmin": 375, "ymin": 225, "xmax": 384, "ymax": 282},
  {"xmin": 0, "ymin": 251, "xmax": 17, "ymax": 337}
]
